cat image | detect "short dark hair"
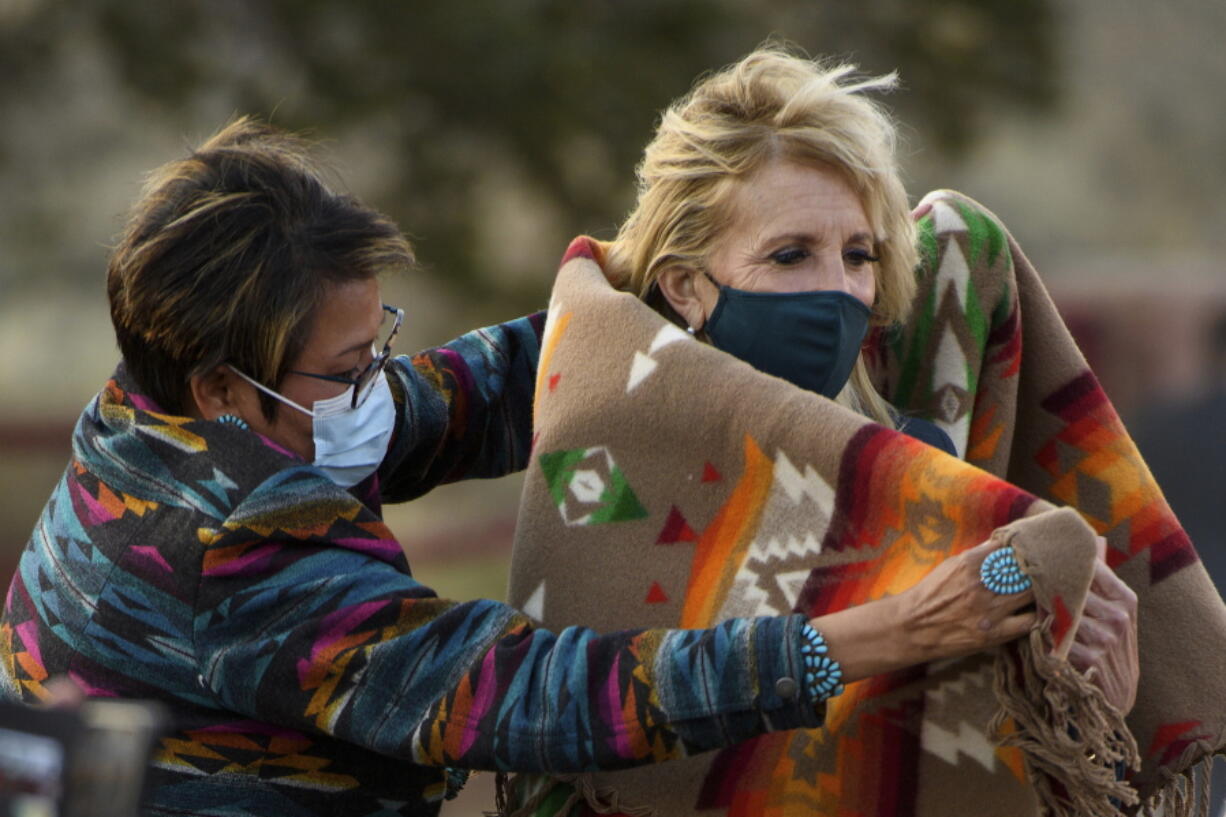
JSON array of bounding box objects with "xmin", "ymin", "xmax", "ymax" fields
[{"xmin": 106, "ymin": 116, "xmax": 414, "ymax": 418}]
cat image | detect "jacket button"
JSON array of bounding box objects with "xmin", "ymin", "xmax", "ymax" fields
[{"xmin": 775, "ymin": 676, "xmax": 798, "ymax": 700}]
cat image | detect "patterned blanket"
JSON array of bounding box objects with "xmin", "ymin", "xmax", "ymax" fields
[{"xmin": 506, "ymin": 190, "xmax": 1226, "ymax": 816}]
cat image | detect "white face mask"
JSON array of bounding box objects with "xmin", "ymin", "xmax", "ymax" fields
[{"xmin": 228, "ymin": 367, "xmax": 396, "ymax": 488}]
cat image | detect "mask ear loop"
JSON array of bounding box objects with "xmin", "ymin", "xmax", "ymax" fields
[
  {"xmin": 689, "ymin": 267, "xmax": 727, "ymax": 340},
  {"xmin": 227, "ymin": 366, "xmax": 316, "ymax": 418}
]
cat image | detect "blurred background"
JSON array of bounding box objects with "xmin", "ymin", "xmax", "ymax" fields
[{"xmin": 0, "ymin": 0, "xmax": 1223, "ymax": 811}]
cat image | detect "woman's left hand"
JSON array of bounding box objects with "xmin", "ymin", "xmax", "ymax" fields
[{"xmin": 1067, "ymin": 539, "xmax": 1139, "ymax": 714}]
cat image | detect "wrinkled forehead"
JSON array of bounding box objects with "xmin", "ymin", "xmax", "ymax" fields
[
  {"xmin": 771, "ymin": 141, "xmax": 886, "ymax": 224},
  {"xmin": 720, "ymin": 156, "xmax": 874, "ymax": 238}
]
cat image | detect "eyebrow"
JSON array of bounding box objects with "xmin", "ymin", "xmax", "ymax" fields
[
  {"xmin": 760, "ymin": 230, "xmax": 877, "ymax": 247},
  {"xmin": 335, "ymin": 337, "xmax": 376, "ymax": 358}
]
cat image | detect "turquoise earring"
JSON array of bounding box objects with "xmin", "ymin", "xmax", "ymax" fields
[{"xmin": 217, "ymin": 414, "xmax": 250, "ymax": 431}]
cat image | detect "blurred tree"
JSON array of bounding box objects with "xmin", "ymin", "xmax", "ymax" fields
[{"xmin": 0, "ymin": 0, "xmax": 1057, "ymax": 311}]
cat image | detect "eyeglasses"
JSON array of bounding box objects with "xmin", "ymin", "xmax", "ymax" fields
[{"xmin": 289, "ymin": 304, "xmax": 404, "ymax": 409}]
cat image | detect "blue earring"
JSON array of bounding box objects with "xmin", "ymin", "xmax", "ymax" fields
[{"xmin": 217, "ymin": 413, "xmax": 250, "ymax": 431}]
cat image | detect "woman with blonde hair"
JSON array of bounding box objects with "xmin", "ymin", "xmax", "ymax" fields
[
  {"xmin": 504, "ymin": 47, "xmax": 1171, "ymax": 817},
  {"xmin": 611, "ymin": 49, "xmax": 1136, "ymax": 711},
  {"xmin": 609, "ymin": 48, "xmax": 922, "ymax": 432}
]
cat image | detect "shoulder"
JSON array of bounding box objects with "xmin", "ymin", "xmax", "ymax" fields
[
  {"xmin": 896, "ymin": 415, "xmax": 958, "ymax": 457},
  {"xmin": 914, "ymin": 189, "xmax": 1009, "ymax": 229},
  {"xmin": 213, "ymin": 463, "xmax": 407, "ymax": 571},
  {"xmin": 73, "ymin": 391, "xmax": 304, "ymax": 529},
  {"xmin": 912, "ymin": 189, "xmax": 1013, "ymax": 271}
]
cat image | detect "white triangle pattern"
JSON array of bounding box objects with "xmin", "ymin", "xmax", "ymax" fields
[
  {"xmin": 935, "ymin": 235, "xmax": 970, "ymax": 310},
  {"xmin": 522, "ymin": 581, "xmax": 546, "ymax": 622},
  {"xmin": 920, "ymin": 719, "xmax": 998, "ymax": 771},
  {"xmin": 716, "ymin": 533, "xmax": 823, "ymax": 619},
  {"xmin": 930, "ymin": 199, "xmax": 968, "ymax": 236},
  {"xmin": 625, "ymin": 324, "xmax": 691, "ymax": 393},
  {"xmin": 932, "ymin": 324, "xmax": 970, "ymax": 458},
  {"xmin": 773, "ymin": 449, "xmax": 836, "ymax": 511},
  {"xmin": 920, "ymin": 664, "xmax": 997, "ymax": 770},
  {"xmin": 720, "ymin": 576, "xmax": 770, "ymax": 620},
  {"xmin": 626, "ymin": 351, "xmax": 659, "ymax": 393},
  {"xmin": 648, "ymin": 323, "xmax": 690, "ymax": 354},
  {"xmin": 773, "ymin": 569, "xmax": 812, "ymax": 611}
]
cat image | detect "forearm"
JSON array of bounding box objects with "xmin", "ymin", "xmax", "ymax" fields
[
  {"xmin": 200, "ymin": 545, "xmax": 824, "ymax": 774},
  {"xmin": 379, "ymin": 311, "xmax": 545, "ymax": 501},
  {"xmin": 410, "ymin": 614, "xmax": 826, "ymax": 773},
  {"xmin": 812, "ymin": 595, "xmax": 925, "ymax": 684}
]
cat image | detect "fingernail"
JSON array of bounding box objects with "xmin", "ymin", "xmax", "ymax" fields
[{"xmin": 979, "ymin": 617, "xmax": 993, "ymax": 632}]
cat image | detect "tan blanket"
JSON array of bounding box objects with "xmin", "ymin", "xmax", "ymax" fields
[{"xmin": 506, "ymin": 190, "xmax": 1226, "ymax": 816}]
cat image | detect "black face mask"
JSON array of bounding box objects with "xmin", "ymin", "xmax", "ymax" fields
[{"xmin": 702, "ymin": 277, "xmax": 871, "ymax": 399}]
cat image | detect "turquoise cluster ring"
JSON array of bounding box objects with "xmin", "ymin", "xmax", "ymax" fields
[{"xmin": 979, "ymin": 545, "xmax": 1032, "ymax": 595}]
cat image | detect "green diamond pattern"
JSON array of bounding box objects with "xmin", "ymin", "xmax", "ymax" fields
[{"xmin": 539, "ymin": 446, "xmax": 648, "ymax": 527}]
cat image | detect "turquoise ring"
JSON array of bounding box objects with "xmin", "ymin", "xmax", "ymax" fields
[{"xmin": 979, "ymin": 546, "xmax": 1032, "ymax": 595}]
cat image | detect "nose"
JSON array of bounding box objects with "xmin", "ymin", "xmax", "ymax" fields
[
  {"xmin": 809, "ymin": 251, "xmax": 853, "ymax": 293},
  {"xmin": 807, "ymin": 249, "xmax": 874, "ymax": 308}
]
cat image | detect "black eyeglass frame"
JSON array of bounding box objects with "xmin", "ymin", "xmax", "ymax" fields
[{"xmin": 288, "ymin": 304, "xmax": 404, "ymax": 409}]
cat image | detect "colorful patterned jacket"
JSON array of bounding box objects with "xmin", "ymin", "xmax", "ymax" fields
[{"xmin": 0, "ymin": 314, "xmax": 824, "ymax": 817}]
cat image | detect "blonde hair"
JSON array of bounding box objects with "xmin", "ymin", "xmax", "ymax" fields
[{"xmin": 609, "ymin": 47, "xmax": 917, "ymax": 426}]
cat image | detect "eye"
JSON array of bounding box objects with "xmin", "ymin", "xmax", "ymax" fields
[
  {"xmin": 335, "ymin": 365, "xmax": 363, "ymax": 380},
  {"xmin": 844, "ymin": 247, "xmax": 881, "ymax": 268},
  {"xmin": 769, "ymin": 247, "xmax": 809, "ymax": 266}
]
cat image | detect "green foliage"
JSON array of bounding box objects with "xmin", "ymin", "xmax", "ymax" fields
[{"xmin": 0, "ymin": 0, "xmax": 1057, "ymax": 309}]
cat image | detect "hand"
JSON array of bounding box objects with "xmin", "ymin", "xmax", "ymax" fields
[
  {"xmin": 893, "ymin": 538, "xmax": 1038, "ymax": 663},
  {"xmin": 814, "ymin": 539, "xmax": 1036, "ymax": 684},
  {"xmin": 1067, "ymin": 538, "xmax": 1139, "ymax": 714}
]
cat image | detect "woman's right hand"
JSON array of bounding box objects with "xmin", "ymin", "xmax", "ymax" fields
[
  {"xmin": 891, "ymin": 538, "xmax": 1037, "ymax": 663},
  {"xmin": 812, "ymin": 539, "xmax": 1036, "ymax": 684}
]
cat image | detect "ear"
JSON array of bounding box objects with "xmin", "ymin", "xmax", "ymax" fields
[
  {"xmin": 656, "ymin": 263, "xmax": 712, "ymax": 332},
  {"xmin": 187, "ymin": 365, "xmax": 245, "ymax": 421}
]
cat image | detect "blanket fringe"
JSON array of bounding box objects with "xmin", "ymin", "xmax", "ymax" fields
[
  {"xmin": 501, "ymin": 772, "xmax": 656, "ymax": 817},
  {"xmin": 991, "ymin": 624, "xmax": 1141, "ymax": 817},
  {"xmin": 1137, "ymin": 756, "xmax": 1217, "ymax": 817}
]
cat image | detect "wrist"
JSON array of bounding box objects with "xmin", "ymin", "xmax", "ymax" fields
[
  {"xmin": 809, "ymin": 593, "xmax": 922, "ymax": 685},
  {"xmin": 797, "ymin": 623, "xmax": 844, "ymax": 702},
  {"xmin": 883, "ymin": 590, "xmax": 928, "ymax": 668}
]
